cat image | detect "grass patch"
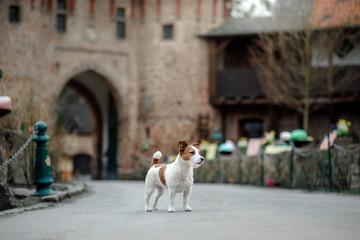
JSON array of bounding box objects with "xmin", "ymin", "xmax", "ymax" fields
[{"xmin": 24, "ymin": 203, "xmax": 55, "ymax": 212}]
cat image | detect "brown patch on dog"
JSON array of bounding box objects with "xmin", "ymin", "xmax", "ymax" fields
[
  {"xmin": 180, "ymin": 145, "xmax": 196, "ymax": 161},
  {"xmin": 151, "ymin": 158, "xmax": 160, "ymax": 167},
  {"xmin": 179, "ymin": 141, "xmax": 188, "ymax": 154},
  {"xmin": 154, "ymin": 164, "xmax": 167, "ymax": 186}
]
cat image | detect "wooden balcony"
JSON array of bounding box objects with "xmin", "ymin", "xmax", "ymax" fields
[{"xmin": 210, "ymin": 68, "xmax": 266, "ymax": 106}]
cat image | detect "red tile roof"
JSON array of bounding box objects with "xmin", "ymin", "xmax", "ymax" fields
[{"xmin": 310, "ymin": 0, "xmax": 360, "ymax": 28}]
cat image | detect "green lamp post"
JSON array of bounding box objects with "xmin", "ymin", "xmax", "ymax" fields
[{"xmin": 33, "ymin": 121, "xmax": 55, "ymax": 196}]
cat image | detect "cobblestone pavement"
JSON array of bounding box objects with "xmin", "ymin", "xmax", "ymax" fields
[{"xmin": 0, "ymin": 181, "xmax": 359, "ymax": 240}]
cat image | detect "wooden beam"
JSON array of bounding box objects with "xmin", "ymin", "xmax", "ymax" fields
[
  {"xmin": 209, "ymin": 39, "xmax": 217, "ymax": 98},
  {"xmin": 216, "ymin": 37, "xmax": 234, "ymax": 54},
  {"xmin": 210, "ymin": 97, "xmax": 268, "ymax": 106},
  {"xmin": 327, "ymin": 47, "xmax": 333, "ymax": 93},
  {"xmin": 331, "ymin": 95, "xmax": 360, "ymax": 103}
]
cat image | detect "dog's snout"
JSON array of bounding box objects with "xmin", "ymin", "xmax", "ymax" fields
[{"xmin": 200, "ymin": 157, "xmax": 205, "ymax": 163}]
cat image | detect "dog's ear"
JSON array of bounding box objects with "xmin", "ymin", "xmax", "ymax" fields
[
  {"xmin": 179, "ymin": 141, "xmax": 188, "ymax": 153},
  {"xmin": 191, "ymin": 142, "xmax": 200, "ymax": 149}
]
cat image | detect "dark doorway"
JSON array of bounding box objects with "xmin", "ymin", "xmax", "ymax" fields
[
  {"xmin": 107, "ymin": 93, "xmax": 118, "ymax": 179},
  {"xmin": 239, "ymin": 119, "xmax": 264, "ymax": 138},
  {"xmin": 57, "ymin": 70, "xmax": 119, "ymax": 180},
  {"xmin": 73, "ymin": 154, "xmax": 91, "ymax": 176}
]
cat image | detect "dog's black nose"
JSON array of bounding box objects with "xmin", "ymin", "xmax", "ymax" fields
[{"xmin": 200, "ymin": 157, "xmax": 205, "ymax": 163}]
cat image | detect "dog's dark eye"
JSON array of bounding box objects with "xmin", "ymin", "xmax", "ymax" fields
[{"xmin": 190, "ymin": 151, "xmax": 195, "ymax": 154}]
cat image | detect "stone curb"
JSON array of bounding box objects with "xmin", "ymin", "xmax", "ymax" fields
[
  {"xmin": 42, "ymin": 183, "xmax": 86, "ymax": 202},
  {"xmin": 0, "ymin": 182, "xmax": 87, "ymax": 217}
]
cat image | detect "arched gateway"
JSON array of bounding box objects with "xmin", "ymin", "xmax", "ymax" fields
[{"xmin": 56, "ymin": 70, "xmax": 119, "ymax": 180}]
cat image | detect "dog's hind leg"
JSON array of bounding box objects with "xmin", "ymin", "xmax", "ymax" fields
[
  {"xmin": 145, "ymin": 187, "xmax": 155, "ymax": 212},
  {"xmin": 152, "ymin": 187, "xmax": 164, "ymax": 210}
]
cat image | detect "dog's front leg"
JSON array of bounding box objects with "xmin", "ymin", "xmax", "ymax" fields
[
  {"xmin": 168, "ymin": 189, "xmax": 176, "ymax": 213},
  {"xmin": 183, "ymin": 186, "xmax": 192, "ymax": 212}
]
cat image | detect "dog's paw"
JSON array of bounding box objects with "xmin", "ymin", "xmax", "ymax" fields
[
  {"xmin": 167, "ymin": 207, "xmax": 175, "ymax": 213},
  {"xmin": 184, "ymin": 205, "xmax": 192, "ymax": 212},
  {"xmin": 145, "ymin": 209, "xmax": 152, "ymax": 212}
]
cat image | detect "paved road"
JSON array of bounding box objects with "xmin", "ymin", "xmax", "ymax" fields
[{"xmin": 0, "ymin": 181, "xmax": 359, "ymax": 240}]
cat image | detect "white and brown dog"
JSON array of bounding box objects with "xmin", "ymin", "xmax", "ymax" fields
[{"xmin": 144, "ymin": 141, "xmax": 205, "ymax": 213}]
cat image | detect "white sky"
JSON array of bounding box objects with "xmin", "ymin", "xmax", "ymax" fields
[{"xmin": 231, "ymin": 0, "xmax": 277, "ymax": 18}]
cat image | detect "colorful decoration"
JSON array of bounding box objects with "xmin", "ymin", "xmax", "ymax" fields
[
  {"xmin": 219, "ymin": 140, "xmax": 236, "ymax": 153},
  {"xmin": 266, "ymin": 178, "xmax": 275, "ymax": 187},
  {"xmin": 290, "ymin": 129, "xmax": 308, "ymax": 141},
  {"xmin": 336, "ymin": 119, "xmax": 351, "ymax": 137},
  {"xmin": 262, "ymin": 130, "xmax": 276, "ymax": 145},
  {"xmin": 237, "ymin": 137, "xmax": 248, "ymax": 150},
  {"xmin": 279, "ymin": 131, "xmax": 291, "ymax": 141},
  {"xmin": 0, "ymin": 96, "xmax": 12, "ymax": 117}
]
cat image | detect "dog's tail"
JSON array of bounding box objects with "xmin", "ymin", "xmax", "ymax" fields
[{"xmin": 151, "ymin": 151, "xmax": 162, "ymax": 166}]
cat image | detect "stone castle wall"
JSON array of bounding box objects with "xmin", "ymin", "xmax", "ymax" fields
[
  {"xmin": 1, "ymin": 0, "xmax": 228, "ymax": 177},
  {"xmin": 137, "ymin": 0, "xmax": 226, "ymax": 158}
]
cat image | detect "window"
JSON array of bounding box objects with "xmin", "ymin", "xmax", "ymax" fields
[
  {"xmin": 116, "ymin": 8, "xmax": 125, "ymax": 18},
  {"xmin": 116, "ymin": 22, "xmax": 126, "ymax": 39},
  {"xmin": 56, "ymin": 14, "xmax": 66, "ymax": 32},
  {"xmin": 163, "ymin": 24, "xmax": 174, "ymax": 39},
  {"xmin": 9, "ymin": 5, "xmax": 20, "ymax": 23},
  {"xmin": 56, "ymin": 0, "xmax": 67, "ymax": 33},
  {"xmin": 116, "ymin": 8, "xmax": 126, "ymax": 39},
  {"xmin": 57, "ymin": 0, "xmax": 67, "ymax": 10}
]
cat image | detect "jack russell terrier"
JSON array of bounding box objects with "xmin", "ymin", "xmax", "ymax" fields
[{"xmin": 144, "ymin": 141, "xmax": 205, "ymax": 213}]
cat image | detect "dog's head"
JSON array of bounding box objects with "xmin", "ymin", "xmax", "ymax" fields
[{"xmin": 178, "ymin": 141, "xmax": 205, "ymax": 168}]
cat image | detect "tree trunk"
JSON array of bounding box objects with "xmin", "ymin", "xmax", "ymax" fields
[
  {"xmin": 303, "ymin": 101, "xmax": 310, "ymax": 133},
  {"xmin": 303, "ymin": 29, "xmax": 312, "ymax": 133},
  {"xmin": 303, "ymin": 73, "xmax": 311, "ymax": 132}
]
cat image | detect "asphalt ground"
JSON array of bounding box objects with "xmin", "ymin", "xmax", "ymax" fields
[{"xmin": 0, "ymin": 181, "xmax": 359, "ymax": 240}]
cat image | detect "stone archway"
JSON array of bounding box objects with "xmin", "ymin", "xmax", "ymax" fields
[{"xmin": 56, "ymin": 70, "xmax": 120, "ymax": 180}]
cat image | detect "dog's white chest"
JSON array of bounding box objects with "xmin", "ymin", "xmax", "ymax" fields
[
  {"xmin": 174, "ymin": 182, "xmax": 188, "ymax": 193},
  {"xmin": 173, "ymin": 174, "xmax": 193, "ymax": 193}
]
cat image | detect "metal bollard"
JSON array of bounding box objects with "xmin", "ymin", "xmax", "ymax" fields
[
  {"xmin": 216, "ymin": 149, "xmax": 221, "ymax": 183},
  {"xmin": 237, "ymin": 149, "xmax": 242, "ymax": 184},
  {"xmin": 327, "ymin": 132, "xmax": 333, "ymax": 192},
  {"xmin": 289, "ymin": 142, "xmax": 294, "ymax": 189},
  {"xmin": 260, "ymin": 146, "xmax": 265, "ymax": 186},
  {"xmin": 33, "ymin": 121, "xmax": 55, "ymax": 196}
]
